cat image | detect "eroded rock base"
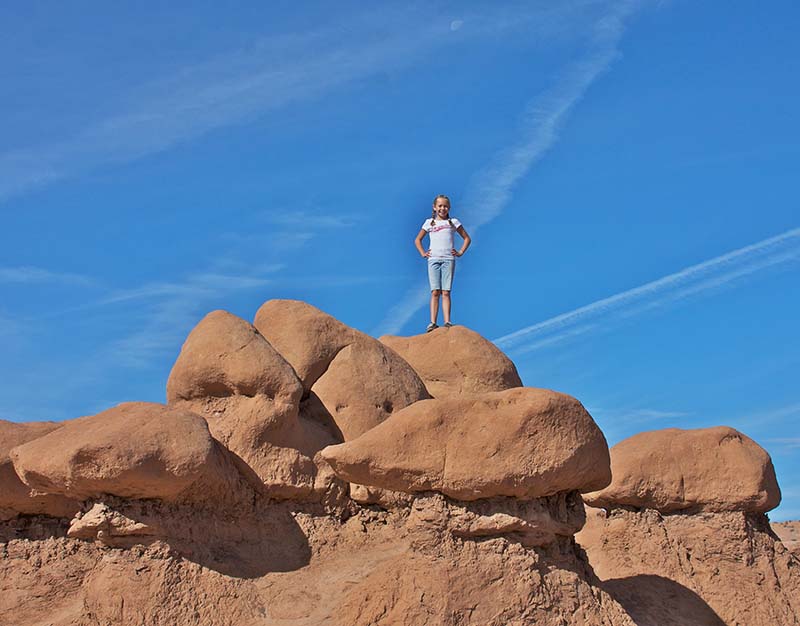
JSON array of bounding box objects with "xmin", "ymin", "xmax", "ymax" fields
[
  {"xmin": 1, "ymin": 500, "xmax": 633, "ymax": 626},
  {"xmin": 577, "ymin": 507, "xmax": 800, "ymax": 626}
]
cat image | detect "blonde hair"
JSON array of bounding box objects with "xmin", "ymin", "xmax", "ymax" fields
[{"xmin": 430, "ymin": 194, "xmax": 454, "ymax": 227}]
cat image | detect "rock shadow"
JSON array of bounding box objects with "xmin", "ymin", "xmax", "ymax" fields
[
  {"xmin": 602, "ymin": 574, "xmax": 726, "ymax": 626},
  {"xmin": 0, "ymin": 513, "xmax": 70, "ymax": 542},
  {"xmin": 161, "ymin": 505, "xmax": 312, "ymax": 579},
  {"xmin": 1, "ymin": 502, "xmax": 313, "ymax": 580},
  {"xmin": 300, "ymin": 392, "xmax": 344, "ymax": 443}
]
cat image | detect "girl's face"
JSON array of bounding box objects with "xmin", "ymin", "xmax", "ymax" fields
[{"xmin": 433, "ymin": 199, "xmax": 450, "ymax": 219}]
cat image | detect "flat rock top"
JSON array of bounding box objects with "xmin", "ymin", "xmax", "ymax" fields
[
  {"xmin": 583, "ymin": 426, "xmax": 781, "ymax": 513},
  {"xmin": 321, "ymin": 387, "xmax": 611, "ymax": 501},
  {"xmin": 379, "ymin": 326, "xmax": 522, "ymax": 398}
]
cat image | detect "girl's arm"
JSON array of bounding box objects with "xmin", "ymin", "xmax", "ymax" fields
[
  {"xmin": 453, "ymin": 226, "xmax": 471, "ymax": 257},
  {"xmin": 415, "ymin": 229, "xmax": 430, "ymax": 258}
]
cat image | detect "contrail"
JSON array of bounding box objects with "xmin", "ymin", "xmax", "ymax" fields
[
  {"xmin": 0, "ymin": 5, "xmax": 600, "ymax": 202},
  {"xmin": 374, "ymin": 1, "xmax": 640, "ymax": 336},
  {"xmin": 494, "ymin": 227, "xmax": 800, "ymax": 354}
]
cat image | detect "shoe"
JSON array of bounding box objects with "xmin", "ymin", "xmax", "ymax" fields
[
  {"xmin": 426, "ymin": 323, "xmax": 438, "ymax": 332},
  {"xmin": 444, "ymin": 322, "xmax": 454, "ymax": 328}
]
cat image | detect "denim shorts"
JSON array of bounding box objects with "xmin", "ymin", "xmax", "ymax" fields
[{"xmin": 428, "ymin": 258, "xmax": 455, "ymax": 291}]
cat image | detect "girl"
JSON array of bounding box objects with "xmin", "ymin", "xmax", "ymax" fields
[{"xmin": 414, "ymin": 194, "xmax": 471, "ymax": 332}]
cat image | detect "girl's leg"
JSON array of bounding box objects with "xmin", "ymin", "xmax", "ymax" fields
[
  {"xmin": 427, "ymin": 260, "xmax": 443, "ymax": 326},
  {"xmin": 430, "ymin": 290, "xmax": 441, "ymax": 323},
  {"xmin": 441, "ymin": 260, "xmax": 454, "ymax": 324}
]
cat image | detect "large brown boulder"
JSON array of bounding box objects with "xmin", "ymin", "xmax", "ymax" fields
[
  {"xmin": 583, "ymin": 426, "xmax": 781, "ymax": 513},
  {"xmin": 253, "ymin": 299, "xmax": 358, "ymax": 390},
  {"xmin": 167, "ymin": 310, "xmax": 338, "ymax": 497},
  {"xmin": 10, "ymin": 402, "xmax": 240, "ymax": 503},
  {"xmin": 0, "ymin": 420, "xmax": 79, "ymax": 519},
  {"xmin": 167, "ymin": 309, "xmax": 302, "ymax": 404},
  {"xmin": 254, "ymin": 300, "xmax": 429, "ymax": 440},
  {"xmin": 310, "ymin": 341, "xmax": 430, "ymax": 441},
  {"xmin": 379, "ymin": 326, "xmax": 522, "ymax": 398},
  {"xmin": 320, "ymin": 387, "xmax": 611, "ymax": 500}
]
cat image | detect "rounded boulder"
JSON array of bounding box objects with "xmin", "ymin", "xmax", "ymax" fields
[
  {"xmin": 0, "ymin": 420, "xmax": 79, "ymax": 519},
  {"xmin": 583, "ymin": 426, "xmax": 781, "ymax": 513},
  {"xmin": 10, "ymin": 402, "xmax": 235, "ymax": 502},
  {"xmin": 166, "ymin": 309, "xmax": 339, "ymax": 497},
  {"xmin": 254, "ymin": 299, "xmax": 430, "ymax": 440},
  {"xmin": 253, "ymin": 299, "xmax": 358, "ymax": 391},
  {"xmin": 310, "ymin": 340, "xmax": 430, "ymax": 441},
  {"xmin": 320, "ymin": 387, "xmax": 611, "ymax": 500},
  {"xmin": 167, "ymin": 309, "xmax": 302, "ymax": 405}
]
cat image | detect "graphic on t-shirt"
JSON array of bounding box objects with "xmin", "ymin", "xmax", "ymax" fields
[{"xmin": 422, "ymin": 218, "xmax": 462, "ymax": 259}]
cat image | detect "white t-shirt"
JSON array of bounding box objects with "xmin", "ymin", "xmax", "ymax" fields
[{"xmin": 422, "ymin": 218, "xmax": 462, "ymax": 260}]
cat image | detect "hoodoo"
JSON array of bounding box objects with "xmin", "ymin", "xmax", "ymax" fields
[
  {"xmin": 578, "ymin": 427, "xmax": 798, "ymax": 626},
  {"xmin": 0, "ymin": 300, "xmax": 796, "ymax": 626}
]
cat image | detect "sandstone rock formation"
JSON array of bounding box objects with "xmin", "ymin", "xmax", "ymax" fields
[
  {"xmin": 11, "ymin": 402, "xmax": 242, "ymax": 504},
  {"xmin": 321, "ymin": 387, "xmax": 611, "ymax": 500},
  {"xmin": 167, "ymin": 309, "xmax": 303, "ymax": 403},
  {"xmin": 254, "ymin": 299, "xmax": 429, "ymax": 440},
  {"xmin": 167, "ymin": 310, "xmax": 338, "ymax": 497},
  {"xmin": 578, "ymin": 506, "xmax": 800, "ymax": 626},
  {"xmin": 380, "ymin": 324, "xmax": 522, "ymax": 398},
  {"xmin": 253, "ymin": 299, "xmax": 358, "ymax": 390},
  {"xmin": 405, "ymin": 490, "xmax": 588, "ymax": 548},
  {"xmin": 0, "ymin": 420, "xmax": 79, "ymax": 520},
  {"xmin": 0, "ymin": 499, "xmax": 635, "ymax": 626},
  {"xmin": 577, "ymin": 427, "xmax": 799, "ymax": 626},
  {"xmin": 583, "ymin": 426, "xmax": 781, "ymax": 513},
  {"xmin": 0, "ymin": 300, "xmax": 797, "ymax": 626},
  {"xmin": 308, "ymin": 339, "xmax": 431, "ymax": 440}
]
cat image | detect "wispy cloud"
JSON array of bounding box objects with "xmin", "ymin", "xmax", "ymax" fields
[
  {"xmin": 102, "ymin": 266, "xmax": 285, "ymax": 367},
  {"xmin": 373, "ymin": 284, "xmax": 432, "ymax": 338},
  {"xmin": 0, "ymin": 265, "xmax": 95, "ymax": 287},
  {"xmin": 0, "ymin": 4, "xmax": 603, "ymax": 202},
  {"xmin": 19, "ymin": 205, "xmax": 359, "ymax": 367},
  {"xmin": 494, "ymin": 227, "xmax": 800, "ymax": 354},
  {"xmin": 730, "ymin": 402, "xmax": 800, "ymax": 432},
  {"xmin": 109, "ymin": 296, "xmax": 207, "ymax": 369},
  {"xmin": 220, "ymin": 231, "xmax": 316, "ymax": 254},
  {"xmin": 220, "ymin": 209, "xmax": 355, "ymax": 255},
  {"xmin": 102, "ymin": 264, "xmax": 401, "ymax": 367},
  {"xmin": 459, "ymin": 2, "xmax": 639, "ymax": 230},
  {"xmin": 257, "ymin": 210, "xmax": 356, "ymax": 229},
  {"xmin": 586, "ymin": 404, "xmax": 691, "ymax": 444},
  {"xmin": 374, "ymin": 1, "xmax": 641, "ymax": 335},
  {"xmin": 589, "ymin": 406, "xmax": 689, "ymax": 425},
  {"xmin": 97, "ymin": 271, "xmax": 279, "ymax": 306},
  {"xmin": 764, "ymin": 438, "xmax": 800, "ymax": 450}
]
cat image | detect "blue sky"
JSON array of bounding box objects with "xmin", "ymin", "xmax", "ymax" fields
[{"xmin": 1, "ymin": 1, "xmax": 798, "ymax": 519}]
